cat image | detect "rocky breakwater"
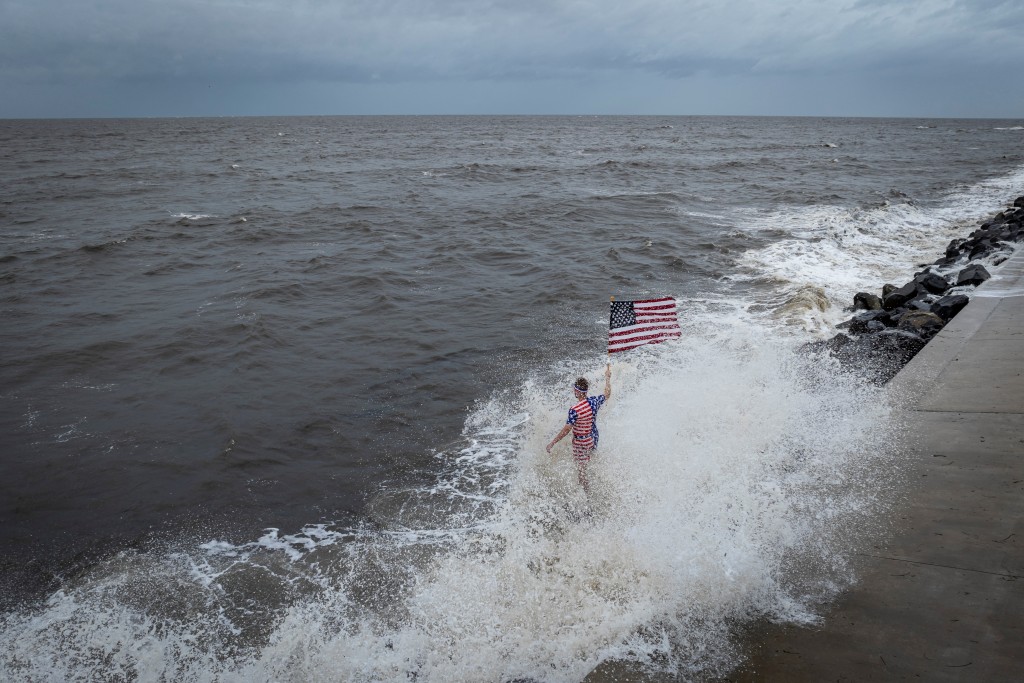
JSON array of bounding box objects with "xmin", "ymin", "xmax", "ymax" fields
[{"xmin": 809, "ymin": 195, "xmax": 1024, "ymax": 384}]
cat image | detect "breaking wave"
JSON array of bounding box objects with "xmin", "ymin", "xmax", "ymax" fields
[
  {"xmin": 735, "ymin": 163, "xmax": 1024, "ymax": 333},
  {"xmin": 0, "ymin": 319, "xmax": 903, "ymax": 682}
]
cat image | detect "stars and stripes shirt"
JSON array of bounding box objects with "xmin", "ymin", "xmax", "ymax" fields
[{"xmin": 567, "ymin": 395, "xmax": 605, "ymax": 450}]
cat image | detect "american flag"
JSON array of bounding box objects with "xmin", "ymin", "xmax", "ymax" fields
[{"xmin": 608, "ymin": 297, "xmax": 682, "ymax": 353}]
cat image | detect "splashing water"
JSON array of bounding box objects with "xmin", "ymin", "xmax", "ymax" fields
[{"xmin": 0, "ymin": 321, "xmax": 904, "ymax": 682}]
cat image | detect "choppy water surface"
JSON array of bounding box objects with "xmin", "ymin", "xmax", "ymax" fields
[{"xmin": 1, "ymin": 115, "xmax": 1022, "ymax": 681}]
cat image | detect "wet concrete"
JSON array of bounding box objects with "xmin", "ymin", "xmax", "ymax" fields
[{"xmin": 726, "ymin": 249, "xmax": 1024, "ymax": 682}]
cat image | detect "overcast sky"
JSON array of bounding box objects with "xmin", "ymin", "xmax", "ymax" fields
[{"xmin": 1, "ymin": 0, "xmax": 1022, "ymax": 118}]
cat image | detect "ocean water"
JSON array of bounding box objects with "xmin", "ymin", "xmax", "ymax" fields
[{"xmin": 1, "ymin": 115, "xmax": 1022, "ymax": 681}]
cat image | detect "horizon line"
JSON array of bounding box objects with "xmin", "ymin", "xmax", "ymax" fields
[{"xmin": 2, "ymin": 113, "xmax": 1022, "ymax": 122}]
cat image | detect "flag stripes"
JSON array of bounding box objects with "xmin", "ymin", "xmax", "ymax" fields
[{"xmin": 608, "ymin": 297, "xmax": 681, "ymax": 353}]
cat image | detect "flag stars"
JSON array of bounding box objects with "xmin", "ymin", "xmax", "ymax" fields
[{"xmin": 610, "ymin": 301, "xmax": 637, "ymax": 329}]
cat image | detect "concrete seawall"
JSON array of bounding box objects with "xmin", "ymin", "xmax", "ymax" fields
[{"xmin": 727, "ymin": 248, "xmax": 1024, "ymax": 681}]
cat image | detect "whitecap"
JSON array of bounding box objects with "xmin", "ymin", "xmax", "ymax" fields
[{"xmin": 171, "ymin": 212, "xmax": 215, "ymax": 220}]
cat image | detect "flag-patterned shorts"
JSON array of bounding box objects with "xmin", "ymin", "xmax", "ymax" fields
[{"xmin": 572, "ymin": 436, "xmax": 595, "ymax": 463}]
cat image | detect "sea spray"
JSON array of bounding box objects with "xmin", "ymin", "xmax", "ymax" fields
[{"xmin": 0, "ymin": 321, "xmax": 905, "ymax": 682}]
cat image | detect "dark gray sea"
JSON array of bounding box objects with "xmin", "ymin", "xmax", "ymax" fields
[{"xmin": 1, "ymin": 116, "xmax": 1022, "ymax": 681}]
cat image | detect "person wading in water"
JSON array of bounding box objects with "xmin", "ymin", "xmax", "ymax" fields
[{"xmin": 546, "ymin": 364, "xmax": 611, "ymax": 494}]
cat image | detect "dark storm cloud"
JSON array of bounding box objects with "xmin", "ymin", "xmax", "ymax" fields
[
  {"xmin": 1, "ymin": 0, "xmax": 1017, "ymax": 81},
  {"xmin": 1, "ymin": 0, "xmax": 1022, "ymax": 116}
]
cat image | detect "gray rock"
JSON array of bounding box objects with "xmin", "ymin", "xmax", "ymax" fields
[
  {"xmin": 914, "ymin": 272, "xmax": 950, "ymax": 295},
  {"xmin": 848, "ymin": 310, "xmax": 888, "ymax": 334},
  {"xmin": 853, "ymin": 292, "xmax": 883, "ymax": 310},
  {"xmin": 968, "ymin": 241, "xmax": 995, "ymax": 260},
  {"xmin": 880, "ymin": 308, "xmax": 908, "ymax": 326},
  {"xmin": 931, "ymin": 294, "xmax": 970, "ymax": 321},
  {"xmin": 897, "ymin": 310, "xmax": 946, "ymax": 339},
  {"xmin": 957, "ymin": 264, "xmax": 991, "ymax": 287},
  {"xmin": 883, "ymin": 282, "xmax": 922, "ymax": 310}
]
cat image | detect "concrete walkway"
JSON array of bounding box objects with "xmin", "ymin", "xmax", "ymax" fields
[{"xmin": 728, "ymin": 249, "xmax": 1024, "ymax": 681}]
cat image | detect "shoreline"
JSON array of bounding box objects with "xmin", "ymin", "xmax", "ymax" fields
[{"xmin": 806, "ymin": 195, "xmax": 1024, "ymax": 384}]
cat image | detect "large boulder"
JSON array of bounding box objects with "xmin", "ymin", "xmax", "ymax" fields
[
  {"xmin": 853, "ymin": 292, "xmax": 883, "ymax": 311},
  {"xmin": 957, "ymin": 264, "xmax": 991, "ymax": 287},
  {"xmin": 968, "ymin": 241, "xmax": 994, "ymax": 260},
  {"xmin": 847, "ymin": 310, "xmax": 888, "ymax": 334},
  {"xmin": 897, "ymin": 310, "xmax": 946, "ymax": 340},
  {"xmin": 931, "ymin": 294, "xmax": 970, "ymax": 321},
  {"xmin": 880, "ymin": 307, "xmax": 909, "ymax": 326},
  {"xmin": 883, "ymin": 282, "xmax": 923, "ymax": 310},
  {"xmin": 914, "ymin": 272, "xmax": 950, "ymax": 295},
  {"xmin": 945, "ymin": 238, "xmax": 966, "ymax": 258}
]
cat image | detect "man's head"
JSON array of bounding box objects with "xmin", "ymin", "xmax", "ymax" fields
[{"xmin": 573, "ymin": 378, "xmax": 588, "ymax": 396}]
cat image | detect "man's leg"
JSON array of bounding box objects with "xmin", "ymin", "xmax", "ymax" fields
[{"xmin": 575, "ymin": 457, "xmax": 591, "ymax": 494}]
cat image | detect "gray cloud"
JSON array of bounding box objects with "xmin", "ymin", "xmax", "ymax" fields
[{"xmin": 1, "ymin": 0, "xmax": 1022, "ymax": 116}]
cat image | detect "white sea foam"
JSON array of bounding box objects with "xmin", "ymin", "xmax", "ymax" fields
[
  {"xmin": 171, "ymin": 212, "xmax": 216, "ymax": 220},
  {"xmin": 0, "ymin": 319, "xmax": 904, "ymax": 682},
  {"xmin": 682, "ymin": 210, "xmax": 728, "ymax": 221},
  {"xmin": 736, "ymin": 164, "xmax": 1024, "ymax": 334}
]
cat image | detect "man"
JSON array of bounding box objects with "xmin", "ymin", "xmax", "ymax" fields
[{"xmin": 546, "ymin": 363, "xmax": 611, "ymax": 494}]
